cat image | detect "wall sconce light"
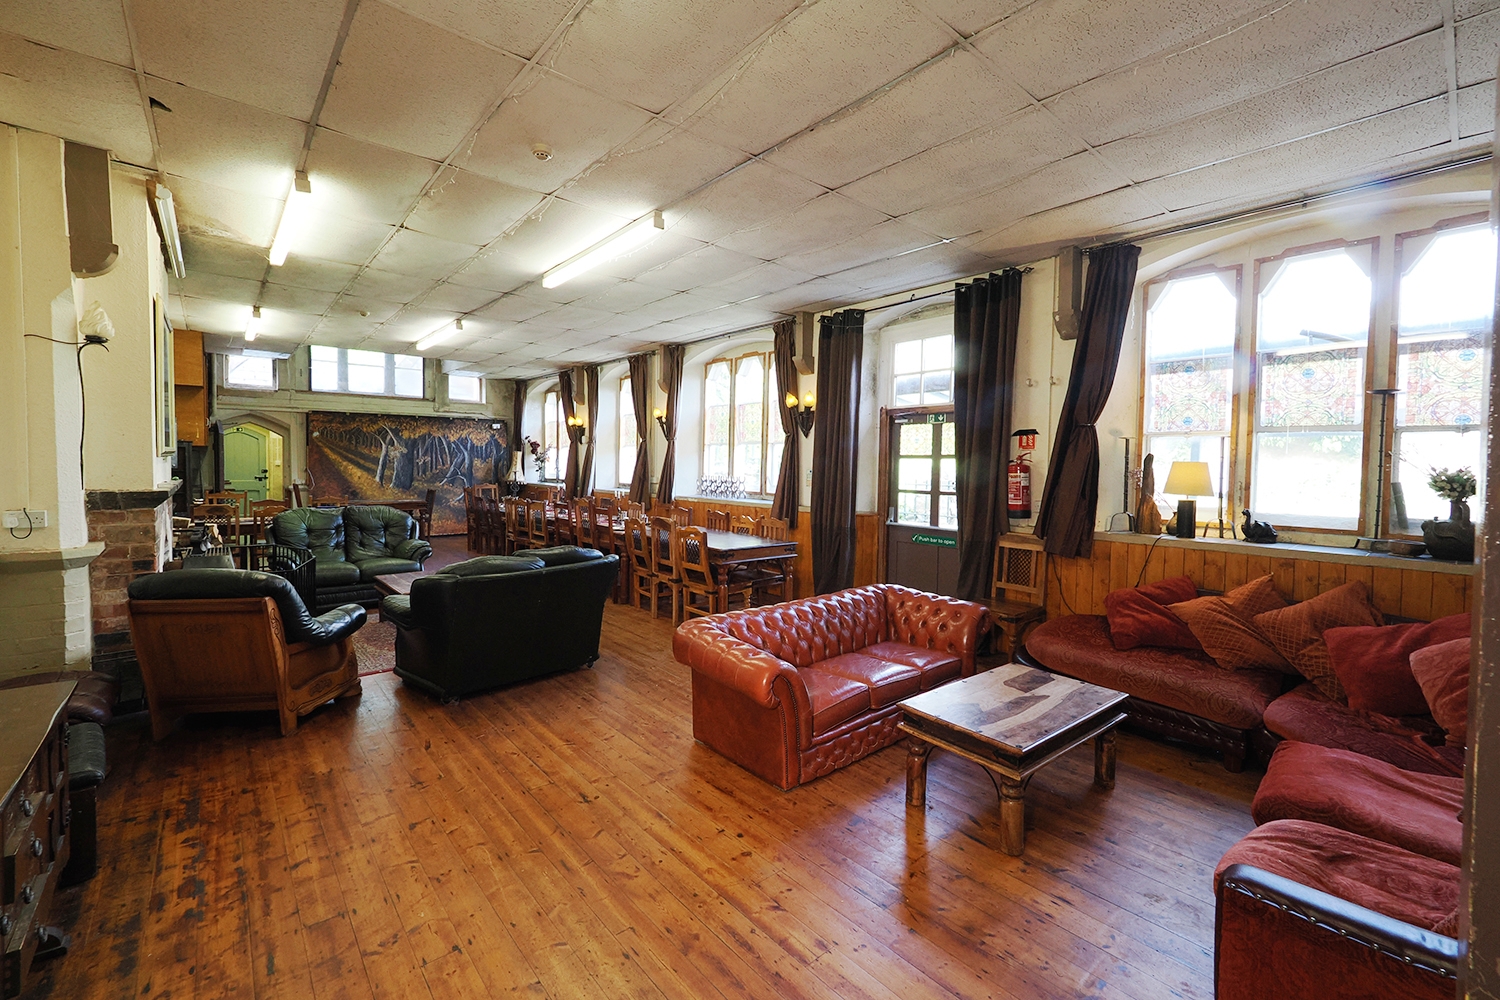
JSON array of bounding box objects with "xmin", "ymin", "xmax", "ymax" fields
[
  {"xmin": 566, "ymin": 414, "xmax": 587, "ymax": 442},
  {"xmin": 785, "ymin": 390, "xmax": 815, "ymax": 437},
  {"xmin": 653, "ymin": 406, "xmax": 668, "ymax": 436}
]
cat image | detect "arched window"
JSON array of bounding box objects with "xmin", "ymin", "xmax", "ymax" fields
[{"xmin": 702, "ymin": 351, "xmax": 778, "ymax": 496}]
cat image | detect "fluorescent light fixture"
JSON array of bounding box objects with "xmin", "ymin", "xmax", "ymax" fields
[
  {"xmin": 268, "ymin": 170, "xmax": 312, "ymax": 266},
  {"xmin": 150, "ymin": 183, "xmax": 186, "ymax": 279},
  {"xmin": 416, "ymin": 318, "xmax": 462, "ymax": 352},
  {"xmin": 245, "ymin": 305, "xmax": 261, "ymax": 342},
  {"xmin": 543, "ymin": 210, "xmax": 664, "ymax": 288}
]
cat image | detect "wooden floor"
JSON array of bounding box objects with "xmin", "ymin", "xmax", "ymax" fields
[{"xmin": 28, "ymin": 605, "xmax": 1261, "ymax": 1000}]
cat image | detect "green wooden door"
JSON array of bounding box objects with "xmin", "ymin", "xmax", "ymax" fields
[{"xmin": 224, "ymin": 426, "xmax": 269, "ymax": 502}]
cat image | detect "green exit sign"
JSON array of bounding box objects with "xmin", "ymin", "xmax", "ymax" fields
[{"xmin": 910, "ymin": 533, "xmax": 956, "ymax": 547}]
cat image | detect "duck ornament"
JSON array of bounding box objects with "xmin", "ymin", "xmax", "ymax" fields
[{"xmin": 1241, "ymin": 510, "xmax": 1278, "ymax": 544}]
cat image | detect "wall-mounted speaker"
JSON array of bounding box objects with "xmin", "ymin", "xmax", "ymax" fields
[
  {"xmin": 794, "ymin": 311, "xmax": 815, "ymax": 375},
  {"xmin": 64, "ymin": 141, "xmax": 118, "ymax": 277},
  {"xmin": 1054, "ymin": 245, "xmax": 1083, "ymax": 341}
]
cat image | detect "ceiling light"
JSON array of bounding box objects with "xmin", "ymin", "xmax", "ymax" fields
[
  {"xmin": 416, "ymin": 318, "xmax": 463, "ymax": 352},
  {"xmin": 543, "ymin": 211, "xmax": 663, "ymax": 289},
  {"xmin": 268, "ymin": 170, "xmax": 312, "ymax": 266},
  {"xmin": 150, "ymin": 183, "xmax": 185, "ymax": 279},
  {"xmin": 245, "ymin": 305, "xmax": 261, "ymax": 342}
]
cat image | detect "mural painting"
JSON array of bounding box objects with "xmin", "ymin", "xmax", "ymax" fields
[{"xmin": 305, "ymin": 412, "xmax": 512, "ymax": 535}]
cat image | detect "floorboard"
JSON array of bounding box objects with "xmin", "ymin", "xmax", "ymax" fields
[{"xmin": 25, "ymin": 602, "xmax": 1260, "ymax": 1000}]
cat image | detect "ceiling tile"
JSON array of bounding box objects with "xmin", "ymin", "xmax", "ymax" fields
[
  {"xmin": 550, "ymin": 0, "xmax": 802, "ymax": 114},
  {"xmin": 182, "ymin": 295, "xmax": 257, "ymax": 335},
  {"xmin": 903, "ymin": 153, "xmax": 1124, "ymax": 241},
  {"xmin": 1456, "ymin": 8, "xmax": 1500, "ymax": 88},
  {"xmin": 631, "ymin": 244, "xmax": 765, "ymax": 291},
  {"xmin": 715, "ymin": 191, "xmax": 889, "ymax": 259},
  {"xmin": 370, "ymin": 228, "xmax": 480, "ymax": 280},
  {"xmin": 561, "ymin": 121, "xmax": 747, "ymax": 219},
  {"xmin": 131, "ymin": 0, "xmax": 346, "ymax": 120},
  {"xmin": 256, "ymin": 305, "xmax": 322, "ymax": 339},
  {"xmin": 181, "ymin": 235, "xmax": 271, "ymax": 281},
  {"xmin": 419, "ymin": 282, "xmax": 502, "ymax": 314},
  {"xmin": 407, "ymin": 168, "xmax": 546, "ymax": 246},
  {"xmin": 463, "ymin": 74, "xmax": 654, "ymax": 192},
  {"xmin": 966, "ymin": 186, "xmax": 1164, "ymax": 259},
  {"xmin": 543, "ymin": 302, "xmax": 620, "ymax": 331},
  {"xmin": 168, "ymin": 174, "xmax": 281, "ymax": 246},
  {"xmin": 260, "ymin": 282, "xmax": 338, "ymax": 315},
  {"xmin": 270, "ymin": 256, "xmax": 362, "ymax": 294},
  {"xmin": 0, "ymin": 33, "xmax": 153, "ymax": 166},
  {"xmin": 575, "ymin": 280, "xmax": 679, "ymax": 313},
  {"xmin": 1043, "ymin": 2, "xmax": 1445, "ymax": 147},
  {"xmin": 698, "ymin": 261, "xmax": 817, "ymax": 303},
  {"xmin": 913, "ymin": 0, "xmax": 1030, "ymax": 37},
  {"xmin": 149, "ymin": 82, "xmax": 303, "ymax": 199},
  {"xmin": 489, "ymin": 197, "xmax": 634, "ymax": 271},
  {"xmin": 448, "ymin": 250, "xmax": 535, "ymax": 293},
  {"xmin": 474, "ymin": 294, "xmax": 554, "ymax": 324},
  {"xmin": 345, "ymin": 268, "xmax": 438, "ymax": 303},
  {"xmin": 0, "ymin": 0, "xmax": 132, "ymax": 65},
  {"xmin": 178, "ymin": 270, "xmax": 261, "ymax": 305},
  {"xmin": 319, "ymin": 2, "xmax": 525, "ymax": 159},
  {"xmin": 669, "ymin": 159, "xmax": 826, "ymax": 243},
  {"xmin": 288, "ymin": 212, "xmax": 396, "ymax": 267},
  {"xmin": 318, "ymin": 294, "xmax": 405, "ymax": 328},
  {"xmin": 764, "ymin": 49, "xmax": 1027, "ymax": 189},
  {"xmin": 303, "ymin": 127, "xmax": 441, "ymax": 226},
  {"xmin": 1457, "ymin": 0, "xmax": 1500, "ymax": 17},
  {"xmin": 688, "ymin": 0, "xmax": 955, "ymax": 155},
  {"xmin": 1458, "ymin": 81, "xmax": 1496, "ymax": 139},
  {"xmin": 777, "ymin": 218, "xmax": 945, "ymax": 277},
  {"xmin": 837, "ymin": 108, "xmax": 1083, "ymax": 217},
  {"xmin": 379, "ymin": 0, "xmax": 576, "ymax": 60},
  {"xmin": 593, "ymin": 231, "xmax": 708, "ymax": 281}
]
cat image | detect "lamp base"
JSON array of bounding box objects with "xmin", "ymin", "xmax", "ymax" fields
[{"xmin": 1174, "ymin": 499, "xmax": 1197, "ymax": 539}]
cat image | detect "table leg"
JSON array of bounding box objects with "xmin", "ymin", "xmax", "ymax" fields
[
  {"xmin": 999, "ymin": 777, "xmax": 1026, "ymax": 855},
  {"xmin": 905, "ymin": 740, "xmax": 932, "ymax": 808},
  {"xmin": 1094, "ymin": 729, "xmax": 1117, "ymax": 790}
]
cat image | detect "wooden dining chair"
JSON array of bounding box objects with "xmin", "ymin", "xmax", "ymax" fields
[
  {"xmin": 756, "ymin": 517, "xmax": 789, "ymax": 541},
  {"xmin": 290, "ymin": 483, "xmax": 307, "ymax": 508},
  {"xmin": 649, "ymin": 517, "xmax": 681, "ymax": 621},
  {"xmin": 418, "ymin": 487, "xmax": 437, "ymax": 540},
  {"xmin": 206, "ymin": 490, "xmax": 249, "ymax": 516},
  {"xmin": 192, "ymin": 503, "xmax": 243, "ymax": 564},
  {"xmin": 988, "ymin": 534, "xmax": 1048, "ymax": 657},
  {"xmin": 624, "ymin": 517, "xmax": 669, "ymax": 617},
  {"xmin": 247, "ymin": 500, "xmax": 288, "ymax": 543},
  {"xmin": 504, "ymin": 500, "xmax": 526, "ymax": 553},
  {"xmin": 626, "ymin": 501, "xmax": 646, "ymax": 520},
  {"xmin": 310, "ymin": 494, "xmax": 347, "ymax": 508},
  {"xmin": 705, "ymin": 509, "xmax": 730, "ymax": 531},
  {"xmin": 729, "ymin": 514, "xmax": 759, "ymax": 535},
  {"xmin": 464, "ymin": 487, "xmax": 479, "ymax": 551},
  {"xmin": 670, "ymin": 504, "xmax": 694, "ymax": 526},
  {"xmin": 676, "ymin": 526, "xmax": 752, "ymax": 623},
  {"xmin": 526, "ymin": 500, "xmax": 552, "ymax": 549}
]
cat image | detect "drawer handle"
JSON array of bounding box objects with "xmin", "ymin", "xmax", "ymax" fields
[
  {"xmin": 29, "ymin": 838, "xmax": 41, "ymax": 859},
  {"xmin": 18, "ymin": 800, "xmax": 31, "ymax": 818},
  {"xmin": 0, "ymin": 915, "xmax": 10, "ymax": 936},
  {"xmin": 20, "ymin": 886, "xmax": 32, "ymax": 906}
]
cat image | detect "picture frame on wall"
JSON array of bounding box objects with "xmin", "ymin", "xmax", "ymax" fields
[{"xmin": 154, "ymin": 294, "xmax": 175, "ymax": 456}]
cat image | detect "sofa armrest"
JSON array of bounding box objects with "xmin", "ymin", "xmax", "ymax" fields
[
  {"xmin": 312, "ymin": 604, "xmax": 368, "ymax": 643},
  {"xmin": 394, "ymin": 538, "xmax": 432, "ymax": 562},
  {"xmin": 882, "ymin": 585, "xmax": 991, "ymax": 674},
  {"xmin": 1217, "ymin": 863, "xmax": 1458, "ymax": 979},
  {"xmin": 673, "ymin": 619, "xmax": 808, "ymax": 711}
]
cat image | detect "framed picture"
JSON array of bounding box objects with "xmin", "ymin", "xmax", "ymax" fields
[{"xmin": 154, "ymin": 294, "xmax": 175, "ymax": 456}]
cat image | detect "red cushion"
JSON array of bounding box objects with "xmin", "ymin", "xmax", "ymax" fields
[
  {"xmin": 865, "ymin": 641, "xmax": 962, "ymax": 690},
  {"xmin": 1104, "ymin": 575, "xmax": 1201, "ymax": 651},
  {"xmin": 1324, "ymin": 614, "xmax": 1470, "ymax": 716},
  {"xmin": 812, "ymin": 652, "xmax": 923, "ymax": 708},
  {"xmin": 1262, "ymin": 685, "xmax": 1458, "ymax": 777},
  {"xmin": 800, "ymin": 667, "xmax": 871, "ymax": 735},
  {"xmin": 1253, "ymin": 581, "xmax": 1383, "ymax": 700},
  {"xmin": 1410, "ymin": 636, "xmax": 1471, "ymax": 747},
  {"xmin": 1252, "ymin": 741, "xmax": 1464, "ymax": 864}
]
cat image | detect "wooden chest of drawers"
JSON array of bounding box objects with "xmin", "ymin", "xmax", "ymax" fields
[{"xmin": 0, "ymin": 682, "xmax": 72, "ymax": 998}]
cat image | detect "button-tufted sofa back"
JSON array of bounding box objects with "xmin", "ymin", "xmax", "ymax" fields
[{"xmin": 715, "ymin": 586, "xmax": 889, "ymax": 668}]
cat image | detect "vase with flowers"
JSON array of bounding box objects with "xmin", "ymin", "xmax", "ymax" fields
[
  {"xmin": 523, "ymin": 436, "xmax": 545, "ymax": 480},
  {"xmin": 1421, "ymin": 466, "xmax": 1477, "ymax": 562}
]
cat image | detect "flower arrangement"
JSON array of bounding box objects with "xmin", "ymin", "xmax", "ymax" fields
[
  {"xmin": 1427, "ymin": 467, "xmax": 1477, "ymax": 503},
  {"xmin": 524, "ymin": 436, "xmax": 546, "ymax": 478}
]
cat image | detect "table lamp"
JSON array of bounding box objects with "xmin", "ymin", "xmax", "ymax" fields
[{"xmin": 1163, "ymin": 461, "xmax": 1213, "ymax": 539}]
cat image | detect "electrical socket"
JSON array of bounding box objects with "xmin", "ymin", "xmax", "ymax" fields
[{"xmin": 3, "ymin": 510, "xmax": 48, "ymax": 529}]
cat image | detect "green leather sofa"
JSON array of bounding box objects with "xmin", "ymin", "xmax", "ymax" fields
[{"xmin": 265, "ymin": 505, "xmax": 432, "ymax": 611}]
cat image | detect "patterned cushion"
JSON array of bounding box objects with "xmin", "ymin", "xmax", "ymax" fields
[
  {"xmin": 1025, "ymin": 615, "xmax": 1283, "ymax": 729},
  {"xmin": 1253, "ymin": 581, "xmax": 1383, "ymax": 700},
  {"xmin": 1170, "ymin": 576, "xmax": 1290, "ymax": 672},
  {"xmin": 1324, "ymin": 614, "xmax": 1469, "ymax": 716},
  {"xmin": 1103, "ymin": 575, "xmax": 1201, "ymax": 651},
  {"xmin": 1262, "ymin": 684, "xmax": 1458, "ymax": 776},
  {"xmin": 1410, "ymin": 637, "xmax": 1471, "ymax": 747}
]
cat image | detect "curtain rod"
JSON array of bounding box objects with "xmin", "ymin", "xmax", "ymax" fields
[{"xmin": 862, "ymin": 266, "xmax": 1034, "ymax": 314}]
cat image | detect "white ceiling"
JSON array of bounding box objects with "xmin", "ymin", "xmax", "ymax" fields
[{"xmin": 1, "ymin": 0, "xmax": 1496, "ymax": 377}]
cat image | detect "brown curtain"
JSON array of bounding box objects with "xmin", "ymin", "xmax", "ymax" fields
[
  {"xmin": 559, "ymin": 369, "xmax": 578, "ymax": 496},
  {"xmin": 954, "ymin": 270, "xmax": 1023, "ymax": 602},
  {"xmin": 511, "ymin": 378, "xmax": 526, "ymax": 480},
  {"xmin": 1035, "ymin": 243, "xmax": 1142, "ymax": 558},
  {"xmin": 770, "ymin": 318, "xmax": 800, "ymax": 529},
  {"xmin": 655, "ymin": 344, "xmax": 685, "ymax": 504},
  {"xmin": 811, "ymin": 310, "xmax": 864, "ymax": 594},
  {"xmin": 577, "ymin": 365, "xmax": 599, "ymax": 497},
  {"xmin": 627, "ymin": 353, "xmax": 652, "ymax": 503}
]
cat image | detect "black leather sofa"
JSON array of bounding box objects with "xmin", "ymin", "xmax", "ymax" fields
[
  {"xmin": 265, "ymin": 505, "xmax": 432, "ymax": 611},
  {"xmin": 382, "ymin": 547, "xmax": 619, "ymax": 700}
]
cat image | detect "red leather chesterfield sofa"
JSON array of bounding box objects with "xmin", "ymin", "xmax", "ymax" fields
[{"xmin": 673, "ymin": 585, "xmax": 990, "ymax": 789}]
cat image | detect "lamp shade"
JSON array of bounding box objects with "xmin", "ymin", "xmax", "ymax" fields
[{"xmin": 1164, "ymin": 461, "xmax": 1214, "ymax": 497}]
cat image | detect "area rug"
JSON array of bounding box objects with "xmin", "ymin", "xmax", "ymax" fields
[{"xmin": 352, "ymin": 619, "xmax": 396, "ymax": 676}]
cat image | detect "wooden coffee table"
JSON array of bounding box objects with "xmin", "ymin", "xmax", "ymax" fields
[
  {"xmin": 373, "ymin": 571, "xmax": 426, "ymax": 620},
  {"xmin": 898, "ymin": 663, "xmax": 1128, "ymax": 856}
]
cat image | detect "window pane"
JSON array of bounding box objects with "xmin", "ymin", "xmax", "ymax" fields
[
  {"xmin": 896, "ymin": 492, "xmax": 928, "ymax": 524},
  {"xmin": 735, "ymin": 356, "xmax": 764, "ymax": 492},
  {"xmin": 1147, "ymin": 272, "xmax": 1236, "ymax": 360},
  {"xmin": 923, "ymin": 334, "xmax": 952, "ymax": 372},
  {"xmin": 543, "ymin": 391, "xmax": 559, "ymax": 480},
  {"xmin": 898, "ymin": 423, "xmax": 932, "ymax": 456},
  {"xmin": 894, "ymin": 340, "xmax": 921, "ymax": 374},
  {"xmin": 618, "ymin": 377, "xmax": 637, "ymax": 487},
  {"xmin": 898, "ymin": 457, "xmax": 931, "ymax": 492},
  {"xmin": 393, "ymin": 355, "xmax": 423, "ymax": 397},
  {"xmin": 226, "ymin": 356, "xmax": 275, "ymax": 389},
  {"xmin": 938, "ymin": 494, "xmax": 957, "ymax": 530},
  {"xmin": 1400, "ymin": 227, "xmax": 1496, "ymax": 334},
  {"xmin": 1392, "ymin": 429, "xmax": 1485, "ymax": 527},
  {"xmin": 939, "ymin": 458, "xmax": 956, "ymax": 493},
  {"xmin": 1251, "ymin": 432, "xmax": 1363, "ymax": 528},
  {"xmin": 347, "ymin": 349, "xmax": 386, "ymax": 394},
  {"xmin": 940, "ymin": 421, "xmax": 955, "ymax": 456},
  {"xmin": 1397, "ymin": 338, "xmax": 1485, "ymax": 428},
  {"xmin": 310, "ymin": 345, "xmax": 338, "ymax": 391},
  {"xmin": 1258, "ymin": 348, "xmax": 1364, "ymax": 428},
  {"xmin": 921, "ymin": 369, "xmax": 952, "ymax": 404},
  {"xmin": 893, "ymin": 374, "xmax": 921, "ymax": 406},
  {"xmin": 766, "ymin": 437, "xmax": 784, "ymax": 495},
  {"xmin": 1144, "ymin": 435, "xmax": 1226, "ymax": 507},
  {"xmin": 1258, "ymin": 249, "xmax": 1372, "ymax": 351},
  {"xmin": 448, "ymin": 374, "xmax": 482, "ymax": 402},
  {"xmin": 1146, "ymin": 357, "xmax": 1231, "ymax": 433},
  {"xmin": 703, "ymin": 361, "xmax": 731, "ymax": 479}
]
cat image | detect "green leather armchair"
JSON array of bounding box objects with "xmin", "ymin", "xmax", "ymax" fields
[{"xmin": 266, "ymin": 505, "xmax": 432, "ymax": 611}]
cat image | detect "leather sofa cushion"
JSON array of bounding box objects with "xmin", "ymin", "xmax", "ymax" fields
[
  {"xmin": 722, "ymin": 588, "xmax": 889, "ymax": 669},
  {"xmin": 801, "ymin": 667, "xmax": 871, "ymax": 735},
  {"xmin": 1252, "ymin": 741, "xmax": 1464, "ymax": 865},
  {"xmin": 381, "ymin": 594, "xmax": 419, "ymax": 630},
  {"xmin": 1026, "ymin": 614, "xmax": 1283, "ymax": 730},
  {"xmin": 437, "ymin": 555, "xmax": 545, "ymax": 577},
  {"xmin": 1215, "ymin": 819, "xmax": 1458, "ymax": 932},
  {"xmin": 865, "ymin": 641, "xmax": 961, "ymax": 690},
  {"xmin": 270, "ymin": 507, "xmax": 347, "ymax": 563},
  {"xmin": 357, "ymin": 557, "xmax": 425, "ymax": 582},
  {"xmin": 315, "ymin": 560, "xmax": 362, "ymax": 586},
  {"xmin": 813, "ymin": 651, "xmax": 922, "ymax": 708},
  {"xmin": 528, "ymin": 546, "xmax": 604, "ymax": 566},
  {"xmin": 1262, "ymin": 684, "xmax": 1457, "ymax": 776},
  {"xmin": 345, "ymin": 505, "xmax": 413, "ymax": 561}
]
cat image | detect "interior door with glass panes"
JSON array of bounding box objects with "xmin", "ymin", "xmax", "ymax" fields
[{"xmin": 885, "ymin": 410, "xmax": 959, "ymax": 595}]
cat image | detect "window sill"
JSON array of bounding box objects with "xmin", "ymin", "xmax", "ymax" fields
[
  {"xmin": 1093, "ymin": 530, "xmax": 1474, "ymax": 575},
  {"xmin": 678, "ymin": 495, "xmax": 774, "ymax": 507}
]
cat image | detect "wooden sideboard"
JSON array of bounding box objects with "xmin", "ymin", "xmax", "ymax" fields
[{"xmin": 0, "ymin": 681, "xmax": 72, "ymax": 997}]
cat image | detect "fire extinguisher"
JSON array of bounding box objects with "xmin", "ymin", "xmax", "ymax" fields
[{"xmin": 1009, "ymin": 429, "xmax": 1038, "ymax": 520}]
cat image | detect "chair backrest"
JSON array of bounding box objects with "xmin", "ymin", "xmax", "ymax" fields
[
  {"xmin": 345, "ymin": 504, "xmax": 417, "ymax": 560},
  {"xmin": 649, "ymin": 517, "xmax": 675, "ymax": 577},
  {"xmin": 757, "ymin": 516, "xmax": 788, "ymax": 540},
  {"xmin": 474, "ymin": 483, "xmax": 500, "ymax": 499},
  {"xmin": 729, "ymin": 514, "xmax": 758, "ymax": 535},
  {"xmin": 992, "ymin": 535, "xmax": 1046, "ymax": 606},
  {"xmin": 290, "ymin": 483, "xmax": 307, "ymax": 508},
  {"xmin": 674, "ymin": 526, "xmax": 714, "ymax": 589},
  {"xmin": 526, "ymin": 500, "xmax": 550, "ymax": 546},
  {"xmin": 670, "ymin": 504, "xmax": 693, "ymax": 526},
  {"xmin": 310, "ymin": 494, "xmax": 347, "ymax": 507},
  {"xmin": 704, "ymin": 509, "xmax": 730, "ymax": 531},
  {"xmin": 193, "ymin": 502, "xmax": 242, "ymax": 541},
  {"xmin": 248, "ymin": 500, "xmax": 289, "ymax": 539},
  {"xmin": 575, "ymin": 498, "xmax": 596, "ymax": 547},
  {"xmin": 504, "ymin": 499, "xmax": 523, "ymax": 541},
  {"xmin": 206, "ymin": 490, "xmax": 249, "ymax": 515},
  {"xmin": 627, "ymin": 502, "xmax": 646, "ymax": 520},
  {"xmin": 625, "ymin": 517, "xmax": 652, "ymax": 573}
]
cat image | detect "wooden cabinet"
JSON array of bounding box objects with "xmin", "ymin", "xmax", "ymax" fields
[
  {"xmin": 173, "ymin": 329, "xmax": 208, "ymax": 446},
  {"xmin": 0, "ymin": 682, "xmax": 71, "ymax": 998},
  {"xmin": 172, "ymin": 329, "xmax": 204, "ymax": 387}
]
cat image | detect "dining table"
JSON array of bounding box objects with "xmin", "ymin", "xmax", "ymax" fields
[{"xmin": 694, "ymin": 528, "xmax": 799, "ymax": 607}]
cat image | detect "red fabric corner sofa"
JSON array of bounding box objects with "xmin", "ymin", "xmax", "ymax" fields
[{"xmin": 673, "ymin": 584, "xmax": 990, "ymax": 789}]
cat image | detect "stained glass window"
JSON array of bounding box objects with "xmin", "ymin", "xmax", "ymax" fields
[
  {"xmin": 1391, "ymin": 223, "xmax": 1494, "ymax": 529},
  {"xmin": 1250, "ymin": 245, "xmax": 1372, "ymax": 529},
  {"xmin": 701, "ymin": 352, "xmax": 775, "ymax": 495},
  {"xmin": 1143, "ymin": 270, "xmax": 1237, "ymax": 513}
]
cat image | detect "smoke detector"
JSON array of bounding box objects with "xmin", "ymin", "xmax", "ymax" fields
[{"xmin": 531, "ymin": 143, "xmax": 553, "ymax": 162}]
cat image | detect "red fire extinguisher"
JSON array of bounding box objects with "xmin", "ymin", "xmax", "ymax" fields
[{"xmin": 1009, "ymin": 429, "xmax": 1038, "ymax": 519}]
